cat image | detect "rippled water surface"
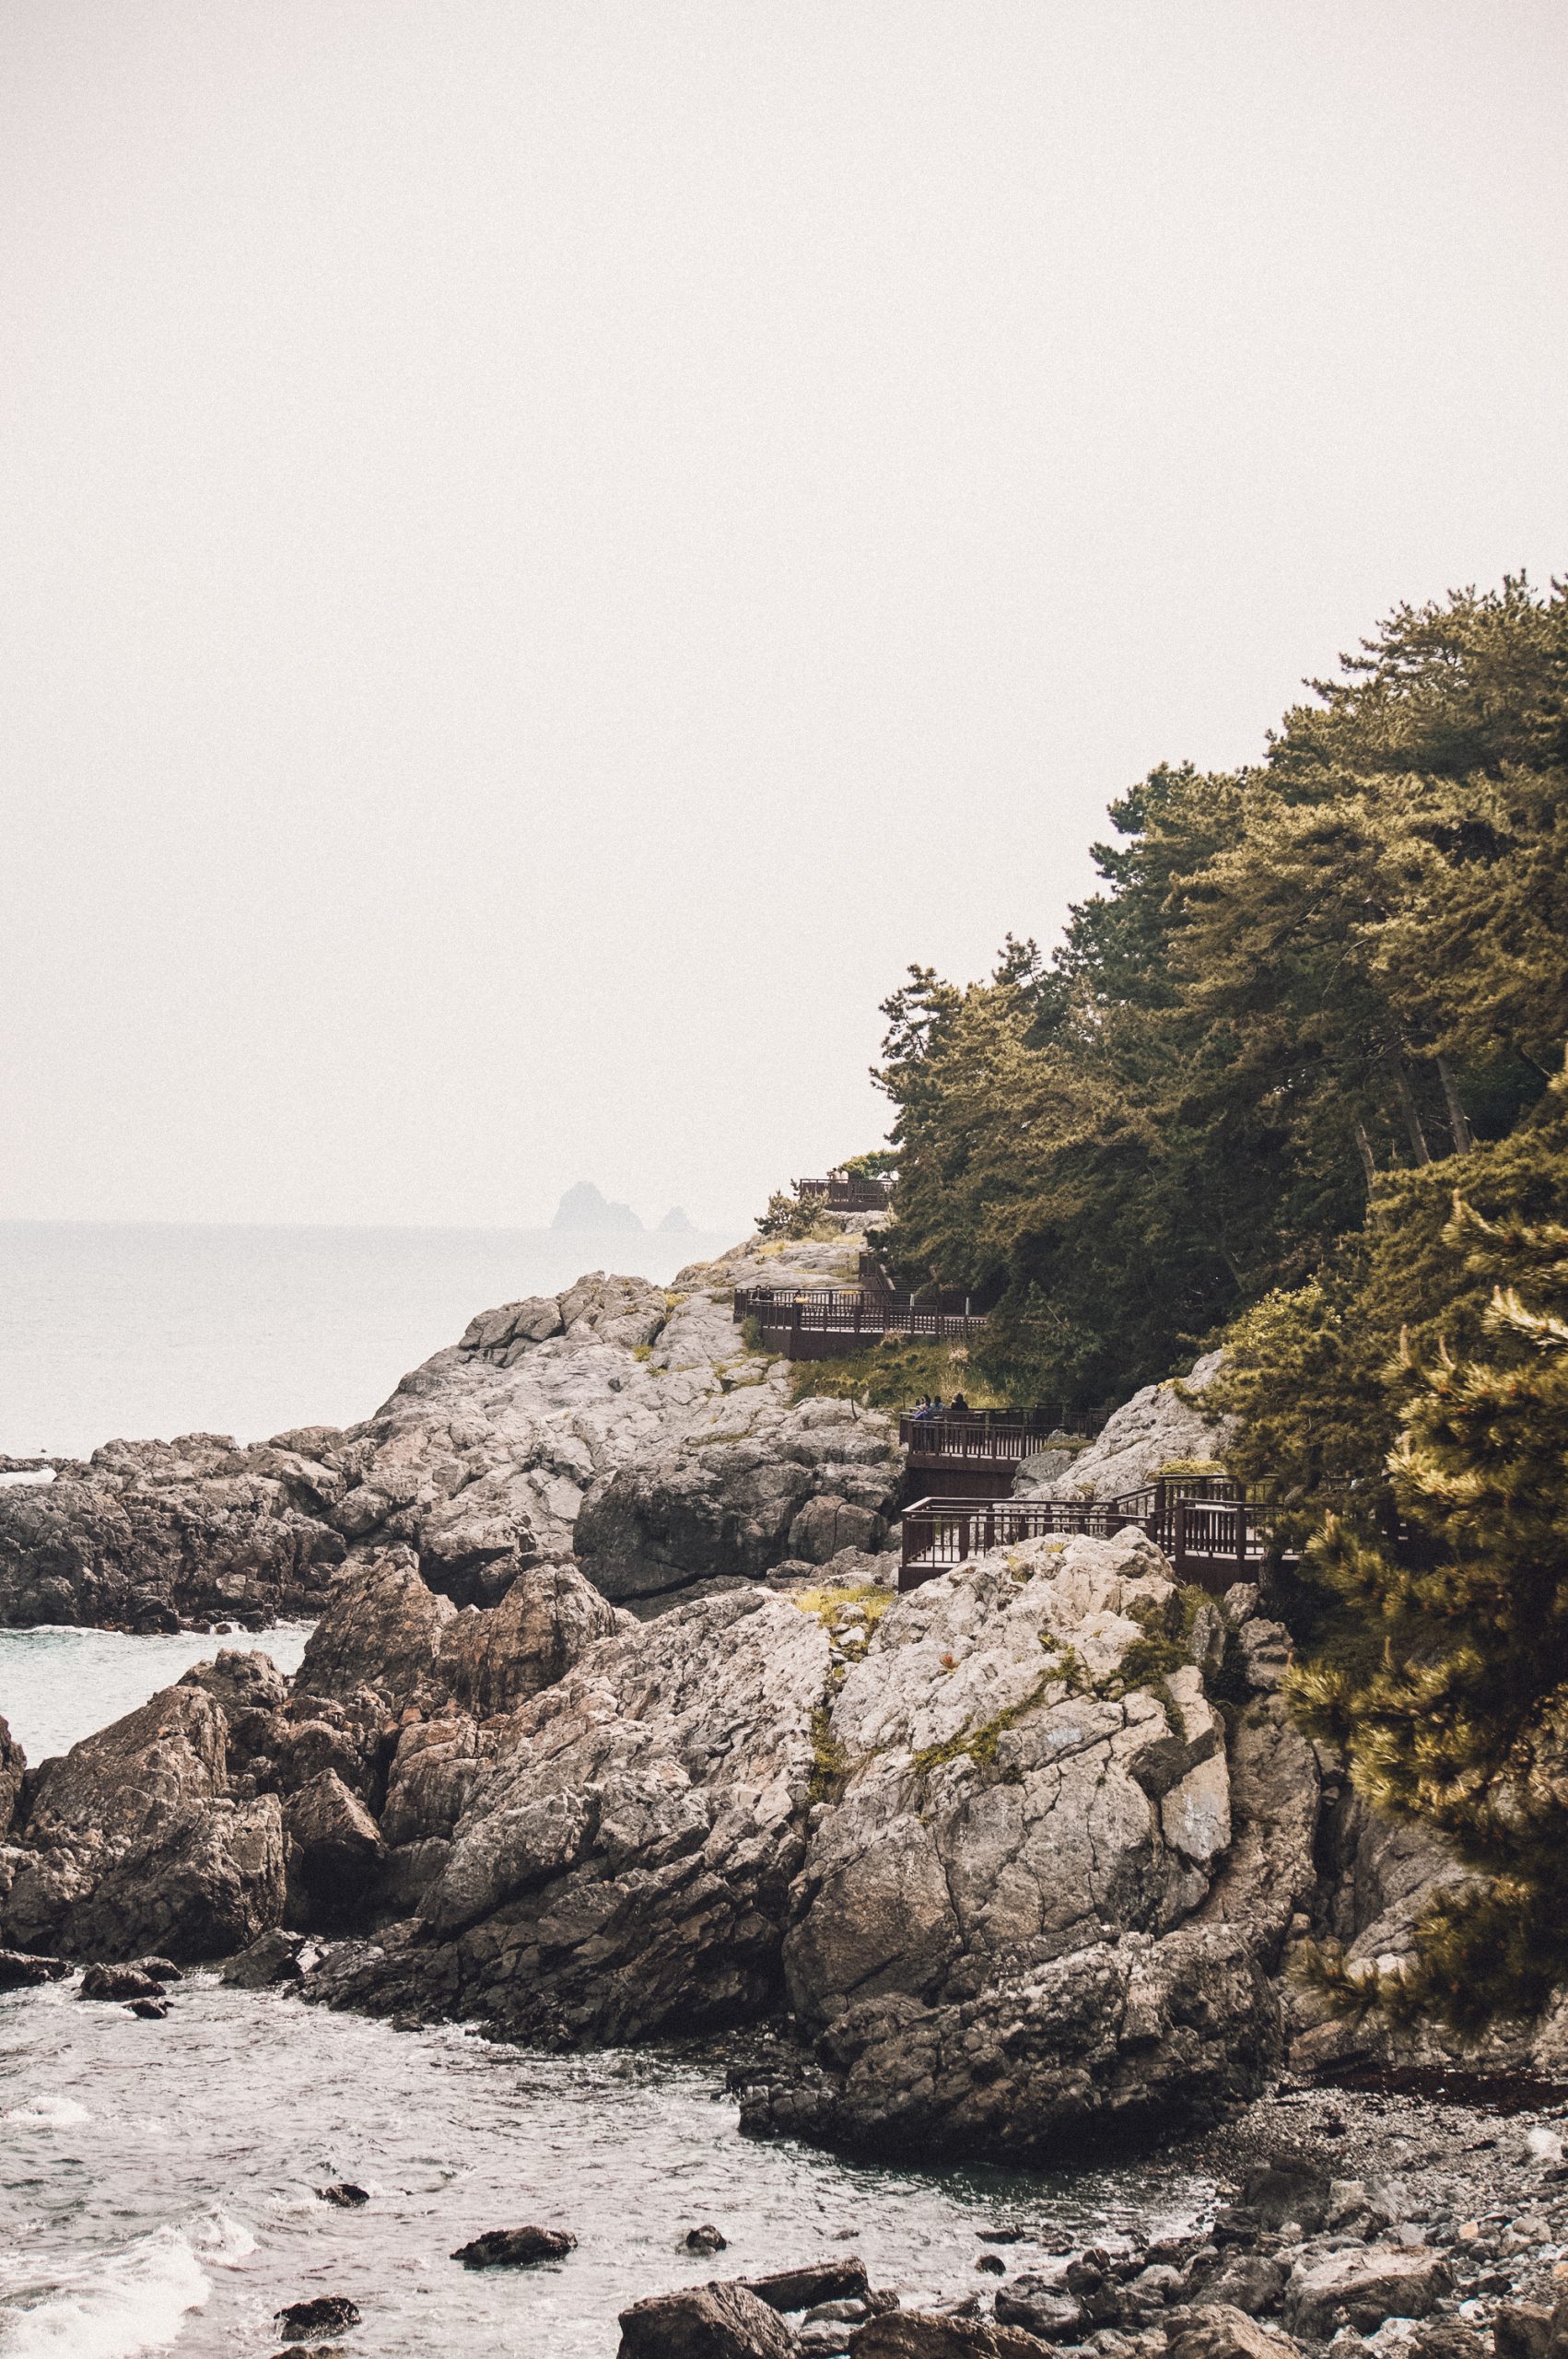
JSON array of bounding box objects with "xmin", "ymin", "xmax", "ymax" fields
[
  {"xmin": 0, "ymin": 1975, "xmax": 1211, "ymax": 2359},
  {"xmin": 0, "ymin": 1615, "xmax": 1215, "ymax": 2358}
]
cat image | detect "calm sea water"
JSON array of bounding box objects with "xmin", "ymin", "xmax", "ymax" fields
[
  {"xmin": 0, "ymin": 1625, "xmax": 313, "ymax": 1764},
  {"xmin": 0, "ymin": 1221, "xmax": 735, "ymax": 1461}
]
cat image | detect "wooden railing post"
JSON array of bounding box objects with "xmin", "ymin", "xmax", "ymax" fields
[
  {"xmin": 1173, "ymin": 1497, "xmax": 1188, "ymax": 1577},
  {"xmin": 1236, "ymin": 1497, "xmax": 1249, "ymax": 1567}
]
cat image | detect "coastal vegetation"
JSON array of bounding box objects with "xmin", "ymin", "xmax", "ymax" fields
[{"xmin": 868, "ymin": 576, "xmax": 1568, "ymax": 2026}]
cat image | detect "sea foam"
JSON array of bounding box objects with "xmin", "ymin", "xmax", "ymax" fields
[
  {"xmin": 2, "ymin": 2223, "xmax": 211, "ymax": 2358},
  {"xmin": 2, "ymin": 2097, "xmax": 90, "ymax": 2130}
]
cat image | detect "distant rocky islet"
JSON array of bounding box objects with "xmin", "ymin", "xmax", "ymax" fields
[{"xmin": 552, "ymin": 1180, "xmax": 700, "ymax": 1236}]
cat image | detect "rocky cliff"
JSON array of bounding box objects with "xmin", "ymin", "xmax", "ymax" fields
[
  {"xmin": 0, "ymin": 1235, "xmax": 901, "ymax": 1628},
  {"xmin": 6, "ymin": 1230, "xmax": 1563, "ymax": 2177},
  {"xmin": 0, "ymin": 1507, "xmax": 1382, "ymax": 2165}
]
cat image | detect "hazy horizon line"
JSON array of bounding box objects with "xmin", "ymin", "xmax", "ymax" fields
[{"xmin": 0, "ymin": 1213, "xmax": 752, "ymax": 1240}]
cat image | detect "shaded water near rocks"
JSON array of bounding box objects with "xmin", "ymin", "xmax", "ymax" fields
[{"xmin": 0, "ymin": 1632, "xmax": 1215, "ymax": 2359}]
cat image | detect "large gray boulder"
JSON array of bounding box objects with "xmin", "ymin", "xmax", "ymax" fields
[
  {"xmin": 1283, "ymin": 2245, "xmax": 1451, "ymax": 2339},
  {"xmin": 741, "ymin": 1919, "xmax": 1277, "ymax": 2163},
  {"xmin": 1015, "ymin": 1351, "xmax": 1234, "ymax": 1502},
  {"xmin": 786, "ymin": 1530, "xmax": 1235, "ymax": 2027},
  {"xmin": 739, "ymin": 1528, "xmax": 1282, "ymax": 2160},
  {"xmin": 0, "ymin": 1683, "xmax": 284, "ymax": 1960},
  {"xmin": 617, "ymin": 2281, "xmax": 798, "ymax": 2359}
]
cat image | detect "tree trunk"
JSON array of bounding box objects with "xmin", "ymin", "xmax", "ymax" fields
[
  {"xmin": 1384, "ymin": 1050, "xmax": 1433, "ymax": 1166},
  {"xmin": 1353, "ymin": 1119, "xmax": 1378, "ymax": 1191},
  {"xmin": 1435, "ymin": 1054, "xmax": 1476, "ymax": 1155}
]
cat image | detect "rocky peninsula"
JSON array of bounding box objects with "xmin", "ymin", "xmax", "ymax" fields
[{"xmin": 3, "ymin": 1226, "xmax": 1567, "ymax": 2359}]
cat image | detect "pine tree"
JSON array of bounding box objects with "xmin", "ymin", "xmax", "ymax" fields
[{"xmin": 1291, "ymin": 1184, "xmax": 1568, "ymax": 2034}]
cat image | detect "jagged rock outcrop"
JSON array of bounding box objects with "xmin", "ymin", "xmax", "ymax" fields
[
  {"xmin": 0, "ymin": 1436, "xmax": 345, "ymax": 1628},
  {"xmin": 307, "ymin": 1582, "xmax": 831, "ymax": 2041},
  {"xmin": 1015, "ymin": 1352, "xmax": 1234, "ymax": 1502},
  {"xmin": 743, "ymin": 1920, "xmax": 1278, "ymax": 2162},
  {"xmin": 0, "ymin": 1684, "xmax": 283, "ymax": 1960},
  {"xmin": 0, "ymin": 1239, "xmax": 902, "ymax": 1625}
]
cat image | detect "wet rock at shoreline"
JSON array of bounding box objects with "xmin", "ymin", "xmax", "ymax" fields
[
  {"xmin": 0, "ymin": 1946, "xmax": 68, "ymax": 1989},
  {"xmin": 0, "ymin": 1433, "xmax": 344, "ymax": 1629},
  {"xmin": 618, "ymin": 2280, "xmax": 799, "ymax": 2359},
  {"xmin": 309, "ymin": 1581, "xmax": 832, "ymax": 2044},
  {"xmin": 847, "ymin": 2311, "xmax": 1057, "ymax": 2359},
  {"xmin": 1282, "ymin": 2242, "xmax": 1451, "ymax": 2338},
  {"xmin": 274, "ymin": 2294, "xmax": 362, "ymax": 2338},
  {"xmin": 1166, "ymin": 2306, "xmax": 1301, "ymax": 2359},
  {"xmin": 0, "ymin": 1684, "xmax": 285, "ymax": 1962},
  {"xmin": 744, "ymin": 2259, "xmax": 872, "ymax": 2311},
  {"xmin": 452, "ymin": 2223, "xmax": 577, "ymax": 2267},
  {"xmin": 78, "ymin": 1961, "xmax": 166, "ymax": 2001}
]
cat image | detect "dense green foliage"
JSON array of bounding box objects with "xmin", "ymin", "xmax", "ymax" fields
[
  {"xmin": 1289, "ymin": 1189, "xmax": 1568, "ymax": 2032},
  {"xmin": 870, "ymin": 578, "xmax": 1568, "ymax": 2029},
  {"xmin": 754, "ymin": 1187, "xmax": 839, "ymax": 1241},
  {"xmin": 877, "ymin": 579, "xmax": 1568, "ymax": 1408}
]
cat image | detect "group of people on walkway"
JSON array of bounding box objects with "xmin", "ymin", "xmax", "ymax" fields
[{"xmin": 909, "ymin": 1393, "xmax": 971, "ymax": 1419}]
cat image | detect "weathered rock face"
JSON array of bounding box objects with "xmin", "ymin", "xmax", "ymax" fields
[
  {"xmin": 786, "ymin": 1531, "xmax": 1236, "ymax": 2028},
  {"xmin": 731, "ymin": 1528, "xmax": 1285, "ymax": 2161},
  {"xmin": 0, "ymin": 1438, "xmax": 345, "ymax": 1628},
  {"xmin": 309, "ymin": 1584, "xmax": 832, "ymax": 2043},
  {"xmin": 310, "ymin": 1243, "xmax": 898, "ymax": 1610},
  {"xmin": 0, "ymin": 1684, "xmax": 284, "ymax": 1960},
  {"xmin": 0, "ymin": 1239, "xmax": 902, "ymax": 1626},
  {"xmin": 743, "ymin": 1919, "xmax": 1278, "ymax": 2163},
  {"xmin": 1015, "ymin": 1352, "xmax": 1234, "ymax": 1502},
  {"xmin": 0, "ymin": 1714, "xmax": 25, "ymax": 1836}
]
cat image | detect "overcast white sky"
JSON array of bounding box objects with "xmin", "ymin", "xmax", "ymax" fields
[{"xmin": 4, "ymin": 2, "xmax": 1565, "ymax": 1235}]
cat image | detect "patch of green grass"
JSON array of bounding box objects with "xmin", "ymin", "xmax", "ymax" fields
[
  {"xmin": 788, "ymin": 1336, "xmax": 1015, "ymax": 1413},
  {"xmin": 792, "ymin": 1579, "xmax": 895, "ymax": 1632},
  {"xmin": 808, "ymin": 1702, "xmax": 848, "ymax": 1804},
  {"xmin": 907, "ymin": 1650, "xmax": 1070, "ymax": 1787}
]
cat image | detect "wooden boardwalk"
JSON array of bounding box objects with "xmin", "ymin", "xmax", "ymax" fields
[
  {"xmin": 732, "ymin": 1285, "xmax": 987, "ymax": 1361},
  {"xmin": 898, "ymin": 1478, "xmax": 1291, "ymax": 1595},
  {"xmin": 795, "ymin": 1171, "xmax": 895, "ymax": 1214},
  {"xmin": 898, "ymin": 1408, "xmax": 1112, "ymax": 1501}
]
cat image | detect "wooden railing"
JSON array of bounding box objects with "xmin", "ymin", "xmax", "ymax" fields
[
  {"xmin": 900, "ymin": 1407, "xmax": 1113, "ymax": 1461},
  {"xmin": 795, "ymin": 1174, "xmax": 895, "ymax": 1212},
  {"xmin": 734, "ymin": 1285, "xmax": 985, "ymax": 1342},
  {"xmin": 898, "ymin": 1477, "xmax": 1282, "ymax": 1594}
]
